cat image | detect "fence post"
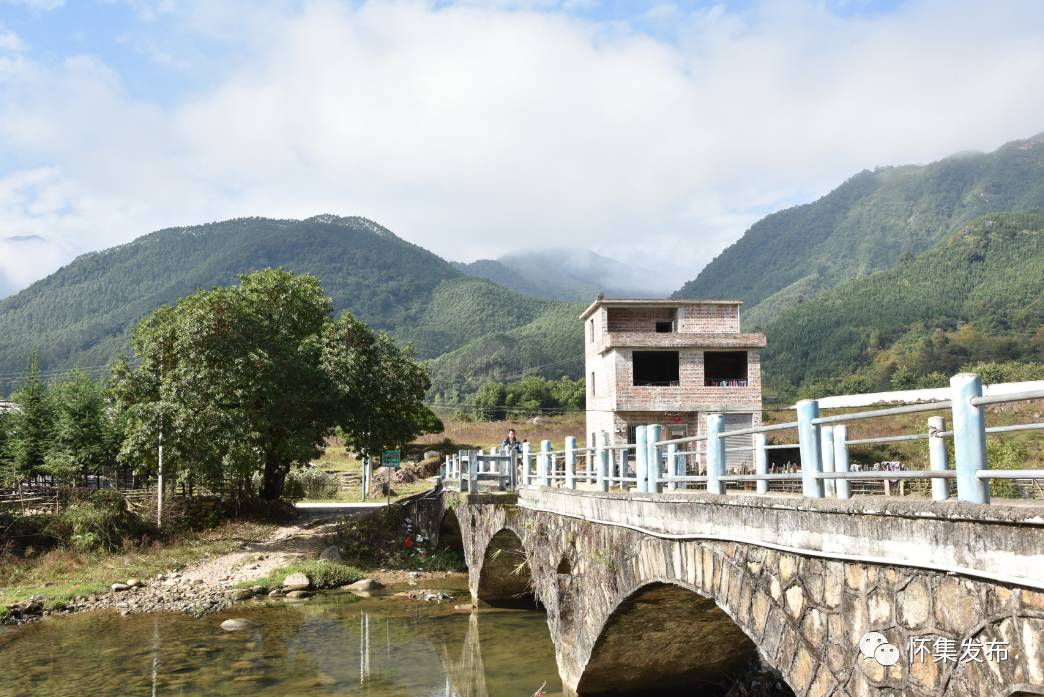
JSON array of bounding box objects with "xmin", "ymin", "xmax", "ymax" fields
[
  {"xmin": 647, "ymin": 424, "xmax": 663, "ymax": 493},
  {"xmin": 565, "ymin": 436, "xmax": 577, "ymax": 489},
  {"xmin": 796, "ymin": 399, "xmax": 824, "ymax": 498},
  {"xmin": 706, "ymin": 414, "xmax": 725, "ymax": 495},
  {"xmin": 521, "ymin": 442, "xmax": 531, "ymax": 486},
  {"xmin": 928, "ymin": 415, "xmax": 949, "ymax": 501},
  {"xmin": 950, "ymin": 373, "xmax": 989, "ymax": 504},
  {"xmin": 635, "ymin": 426, "xmax": 648, "ymax": 492},
  {"xmin": 754, "ymin": 434, "xmax": 768, "ymax": 495},
  {"xmin": 539, "ymin": 440, "xmax": 551, "ymax": 487},
  {"xmin": 833, "ymin": 424, "xmax": 851, "ymax": 500},
  {"xmin": 820, "ymin": 426, "xmax": 835, "ymax": 498},
  {"xmin": 666, "ymin": 443, "xmax": 678, "ymax": 491},
  {"xmin": 596, "ymin": 431, "xmax": 610, "ymax": 492}
]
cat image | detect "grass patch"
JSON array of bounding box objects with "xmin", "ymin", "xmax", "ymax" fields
[
  {"xmin": 0, "ymin": 520, "xmax": 276, "ymax": 610},
  {"xmin": 235, "ymin": 560, "xmax": 364, "ymax": 590}
]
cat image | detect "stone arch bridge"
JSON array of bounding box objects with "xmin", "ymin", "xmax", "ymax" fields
[{"xmin": 410, "ymin": 487, "xmax": 1044, "ymax": 697}]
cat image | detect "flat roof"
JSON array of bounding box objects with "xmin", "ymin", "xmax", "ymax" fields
[{"xmin": 579, "ymin": 297, "xmax": 744, "ymax": 321}]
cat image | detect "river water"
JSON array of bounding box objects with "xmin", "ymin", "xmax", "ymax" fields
[{"xmin": 0, "ymin": 584, "xmax": 562, "ymax": 697}]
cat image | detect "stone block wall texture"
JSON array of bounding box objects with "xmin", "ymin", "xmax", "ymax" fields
[{"xmin": 422, "ymin": 492, "xmax": 1044, "ymax": 697}]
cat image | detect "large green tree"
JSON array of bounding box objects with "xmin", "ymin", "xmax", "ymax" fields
[
  {"xmin": 7, "ymin": 353, "xmax": 54, "ymax": 486},
  {"xmin": 45, "ymin": 370, "xmax": 115, "ymax": 485},
  {"xmin": 113, "ymin": 269, "xmax": 440, "ymax": 500}
]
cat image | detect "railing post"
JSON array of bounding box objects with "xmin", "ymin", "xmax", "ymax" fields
[
  {"xmin": 565, "ymin": 436, "xmax": 577, "ymax": 489},
  {"xmin": 467, "ymin": 449, "xmax": 479, "ymax": 494},
  {"xmin": 521, "ymin": 442, "xmax": 531, "ymax": 486},
  {"xmin": 833, "ymin": 424, "xmax": 851, "ymax": 500},
  {"xmin": 635, "ymin": 426, "xmax": 648, "ymax": 492},
  {"xmin": 820, "ymin": 426, "xmax": 835, "ymax": 498},
  {"xmin": 666, "ymin": 443, "xmax": 678, "ymax": 491},
  {"xmin": 617, "ymin": 446, "xmax": 626, "ymax": 488},
  {"xmin": 928, "ymin": 415, "xmax": 949, "ymax": 501},
  {"xmin": 596, "ymin": 431, "xmax": 609, "ymax": 492},
  {"xmin": 647, "ymin": 424, "xmax": 663, "ymax": 493},
  {"xmin": 950, "ymin": 373, "xmax": 989, "ymax": 504},
  {"xmin": 539, "ymin": 440, "xmax": 551, "ymax": 487},
  {"xmin": 796, "ymin": 399, "xmax": 824, "ymax": 498},
  {"xmin": 706, "ymin": 414, "xmax": 725, "ymax": 495},
  {"xmin": 754, "ymin": 434, "xmax": 768, "ymax": 495}
]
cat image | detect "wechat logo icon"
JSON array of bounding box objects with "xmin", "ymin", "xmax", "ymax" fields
[{"xmin": 859, "ymin": 631, "xmax": 901, "ymax": 666}]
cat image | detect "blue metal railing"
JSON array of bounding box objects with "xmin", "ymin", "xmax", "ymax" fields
[{"xmin": 440, "ymin": 372, "xmax": 1044, "ymax": 504}]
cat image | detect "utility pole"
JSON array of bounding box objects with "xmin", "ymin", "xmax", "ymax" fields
[{"xmin": 157, "ymin": 365, "xmax": 164, "ymax": 528}]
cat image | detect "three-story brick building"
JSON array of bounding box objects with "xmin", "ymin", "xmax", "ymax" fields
[{"xmin": 581, "ymin": 298, "xmax": 766, "ymax": 466}]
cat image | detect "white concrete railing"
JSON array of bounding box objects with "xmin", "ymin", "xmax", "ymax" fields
[{"xmin": 442, "ymin": 373, "xmax": 1044, "ymax": 504}]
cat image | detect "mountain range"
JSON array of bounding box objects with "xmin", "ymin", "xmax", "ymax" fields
[{"xmin": 2, "ymin": 133, "xmax": 1043, "ymax": 399}]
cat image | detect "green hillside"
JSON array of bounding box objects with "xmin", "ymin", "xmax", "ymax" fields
[
  {"xmin": 674, "ymin": 133, "xmax": 1044, "ymax": 328},
  {"xmin": 427, "ymin": 302, "xmax": 585, "ymax": 401},
  {"xmin": 762, "ymin": 212, "xmax": 1044, "ymax": 396},
  {"xmin": 0, "ymin": 216, "xmax": 582, "ymax": 396}
]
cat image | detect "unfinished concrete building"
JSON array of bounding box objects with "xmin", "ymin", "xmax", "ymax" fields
[{"xmin": 581, "ymin": 298, "xmax": 766, "ymax": 467}]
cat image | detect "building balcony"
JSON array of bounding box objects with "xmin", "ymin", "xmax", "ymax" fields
[{"xmin": 599, "ymin": 331, "xmax": 766, "ymax": 352}]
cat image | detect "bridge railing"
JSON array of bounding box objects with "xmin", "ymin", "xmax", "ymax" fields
[{"xmin": 439, "ymin": 372, "xmax": 1043, "ymax": 503}]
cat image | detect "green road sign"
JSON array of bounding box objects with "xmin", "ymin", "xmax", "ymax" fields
[{"xmin": 382, "ymin": 449, "xmax": 401, "ymax": 469}]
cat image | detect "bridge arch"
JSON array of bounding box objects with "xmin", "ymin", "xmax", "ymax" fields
[
  {"xmin": 576, "ymin": 578, "xmax": 790, "ymax": 696},
  {"xmin": 477, "ymin": 527, "xmax": 539, "ymax": 608}
]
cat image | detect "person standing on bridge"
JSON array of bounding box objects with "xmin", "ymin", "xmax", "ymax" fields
[{"xmin": 502, "ymin": 428, "xmax": 522, "ymax": 453}]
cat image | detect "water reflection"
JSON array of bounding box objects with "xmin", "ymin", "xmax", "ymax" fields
[{"xmin": 0, "ymin": 591, "xmax": 561, "ymax": 697}]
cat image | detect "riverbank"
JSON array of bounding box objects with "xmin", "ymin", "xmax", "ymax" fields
[{"xmin": 2, "ymin": 497, "xmax": 465, "ymax": 627}]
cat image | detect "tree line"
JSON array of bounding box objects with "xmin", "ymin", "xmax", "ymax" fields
[{"xmin": 0, "ymin": 269, "xmax": 441, "ymax": 502}]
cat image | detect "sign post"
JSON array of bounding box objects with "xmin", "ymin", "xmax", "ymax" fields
[{"xmin": 381, "ymin": 450, "xmax": 400, "ymax": 507}]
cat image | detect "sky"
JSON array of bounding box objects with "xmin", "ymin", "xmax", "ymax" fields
[{"xmin": 1, "ymin": 0, "xmax": 1044, "ymax": 298}]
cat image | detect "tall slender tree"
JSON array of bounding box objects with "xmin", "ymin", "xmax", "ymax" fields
[{"xmin": 8, "ymin": 353, "xmax": 54, "ymax": 487}]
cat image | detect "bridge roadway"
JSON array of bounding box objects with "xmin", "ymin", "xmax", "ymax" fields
[{"xmin": 411, "ymin": 486, "xmax": 1044, "ymax": 697}]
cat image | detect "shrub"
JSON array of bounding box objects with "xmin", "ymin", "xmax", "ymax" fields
[
  {"xmin": 285, "ymin": 467, "xmax": 340, "ymax": 501},
  {"xmin": 244, "ymin": 560, "xmax": 364, "ymax": 590},
  {"xmin": 52, "ymin": 489, "xmax": 150, "ymax": 552}
]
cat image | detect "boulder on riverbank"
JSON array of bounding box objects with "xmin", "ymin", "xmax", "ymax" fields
[
  {"xmin": 282, "ymin": 572, "xmax": 311, "ymax": 591},
  {"xmin": 344, "ymin": 579, "xmax": 383, "ymax": 592}
]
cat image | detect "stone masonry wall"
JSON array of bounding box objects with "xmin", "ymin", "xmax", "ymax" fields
[{"xmin": 422, "ymin": 492, "xmax": 1044, "ymax": 697}]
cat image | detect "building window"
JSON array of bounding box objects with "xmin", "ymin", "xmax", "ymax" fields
[
  {"xmin": 590, "ymin": 371, "xmax": 596, "ymax": 396},
  {"xmin": 705, "ymin": 351, "xmax": 748, "ymax": 387},
  {"xmin": 655, "ymin": 321, "xmax": 674, "ymax": 333},
  {"xmin": 633, "ymin": 351, "xmax": 679, "ymax": 386},
  {"xmin": 589, "ymin": 318, "xmax": 594, "ymax": 343}
]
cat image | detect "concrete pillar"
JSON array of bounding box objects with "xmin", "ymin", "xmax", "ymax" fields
[
  {"xmin": 820, "ymin": 426, "xmax": 836, "ymax": 497},
  {"xmin": 796, "ymin": 399, "xmax": 824, "ymax": 498},
  {"xmin": 565, "ymin": 436, "xmax": 577, "ymax": 489},
  {"xmin": 596, "ymin": 431, "xmax": 609, "ymax": 492},
  {"xmin": 706, "ymin": 414, "xmax": 725, "ymax": 495},
  {"xmin": 928, "ymin": 416, "xmax": 950, "ymax": 501},
  {"xmin": 833, "ymin": 425, "xmax": 851, "ymax": 500},
  {"xmin": 666, "ymin": 444, "xmax": 678, "ymax": 491},
  {"xmin": 647, "ymin": 424, "xmax": 663, "ymax": 494},
  {"xmin": 754, "ymin": 434, "xmax": 768, "ymax": 495},
  {"xmin": 635, "ymin": 426, "xmax": 648, "ymax": 493},
  {"xmin": 539, "ymin": 440, "xmax": 551, "ymax": 487},
  {"xmin": 950, "ymin": 373, "xmax": 989, "ymax": 504},
  {"xmin": 521, "ymin": 441, "xmax": 531, "ymax": 486}
]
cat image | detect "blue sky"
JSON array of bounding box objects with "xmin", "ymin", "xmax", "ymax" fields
[{"xmin": 1, "ymin": 0, "xmax": 1043, "ymax": 297}]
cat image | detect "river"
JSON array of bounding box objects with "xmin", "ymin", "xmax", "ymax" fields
[{"xmin": 0, "ymin": 583, "xmax": 562, "ymax": 697}]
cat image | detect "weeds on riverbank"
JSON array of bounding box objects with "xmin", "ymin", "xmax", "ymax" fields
[
  {"xmin": 234, "ymin": 560, "xmax": 365, "ymax": 591},
  {"xmin": 0, "ymin": 519, "xmax": 277, "ymax": 613},
  {"xmin": 334, "ymin": 506, "xmax": 465, "ymax": 572}
]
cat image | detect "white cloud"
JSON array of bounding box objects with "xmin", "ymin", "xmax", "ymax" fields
[
  {"xmin": 2, "ymin": 0, "xmax": 1044, "ymax": 296},
  {"xmin": 0, "ymin": 25, "xmax": 28, "ymax": 52},
  {"xmin": 1, "ymin": 0, "xmax": 64, "ymax": 10}
]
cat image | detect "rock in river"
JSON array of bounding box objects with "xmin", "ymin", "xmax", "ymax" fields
[
  {"xmin": 345, "ymin": 579, "xmax": 384, "ymax": 592},
  {"xmin": 285, "ymin": 590, "xmax": 312, "ymax": 600},
  {"xmin": 220, "ymin": 618, "xmax": 257, "ymax": 631}
]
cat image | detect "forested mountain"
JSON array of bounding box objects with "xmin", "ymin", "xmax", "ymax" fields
[
  {"xmin": 674, "ymin": 133, "xmax": 1044, "ymax": 328},
  {"xmin": 762, "ymin": 213, "xmax": 1044, "ymax": 396},
  {"xmin": 455, "ymin": 247, "xmax": 671, "ymax": 301},
  {"xmin": 0, "ymin": 215, "xmax": 583, "ymax": 396}
]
